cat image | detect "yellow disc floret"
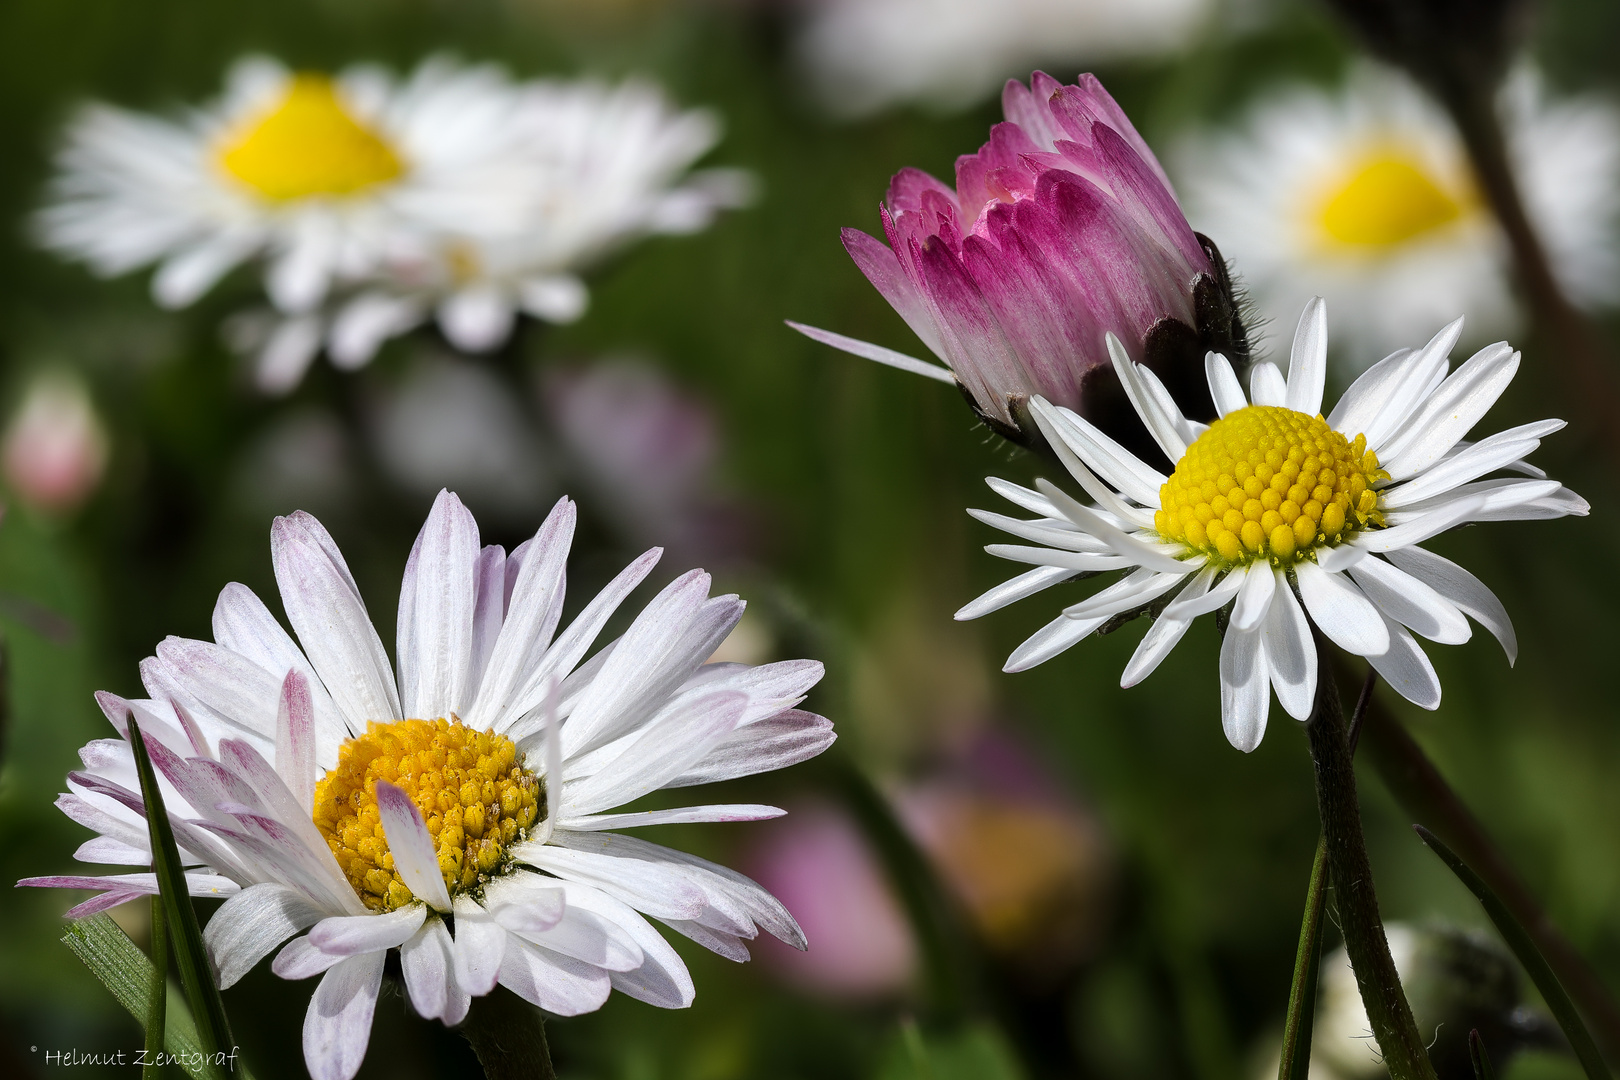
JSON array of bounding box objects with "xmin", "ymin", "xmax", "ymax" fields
[
  {"xmin": 313, "ymin": 718, "xmax": 541, "ymax": 911},
  {"xmin": 1153, "ymin": 405, "xmax": 1386, "ymax": 568},
  {"xmin": 1317, "ymin": 149, "xmax": 1465, "ymax": 250},
  {"xmin": 217, "ymin": 74, "xmax": 405, "ymax": 201}
]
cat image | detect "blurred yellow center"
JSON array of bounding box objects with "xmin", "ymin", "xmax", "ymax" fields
[
  {"xmin": 314, "ymin": 718, "xmax": 541, "ymax": 911},
  {"xmin": 217, "ymin": 75, "xmax": 404, "ymax": 201},
  {"xmin": 1153, "ymin": 405, "xmax": 1386, "ymax": 567},
  {"xmin": 1317, "ymin": 152, "xmax": 1462, "ymax": 249}
]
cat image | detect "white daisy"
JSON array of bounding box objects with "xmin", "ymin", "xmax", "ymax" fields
[
  {"xmin": 21, "ymin": 490, "xmax": 833, "ymax": 1080},
  {"xmin": 793, "ymin": 0, "xmax": 1213, "ymax": 119},
  {"xmin": 1174, "ymin": 65, "xmax": 1620, "ymax": 372},
  {"xmin": 957, "ymin": 298, "xmax": 1586, "ymax": 751},
  {"xmin": 39, "ymin": 58, "xmax": 748, "ymax": 393}
]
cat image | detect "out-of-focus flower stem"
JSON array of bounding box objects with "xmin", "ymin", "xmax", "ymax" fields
[
  {"xmin": 1442, "ymin": 81, "xmax": 1620, "ymax": 446},
  {"xmin": 1355, "ymin": 676, "xmax": 1620, "ymax": 1065},
  {"xmin": 1305, "ymin": 646, "xmax": 1437, "ymax": 1080},
  {"xmin": 460, "ymin": 986, "xmax": 555, "ymax": 1080}
]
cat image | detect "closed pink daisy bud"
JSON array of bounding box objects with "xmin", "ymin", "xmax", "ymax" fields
[
  {"xmin": 2, "ymin": 372, "xmax": 109, "ymax": 514},
  {"xmin": 794, "ymin": 72, "xmax": 1247, "ymax": 452}
]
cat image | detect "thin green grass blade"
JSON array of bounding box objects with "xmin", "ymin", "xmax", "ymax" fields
[
  {"xmin": 145, "ymin": 894, "xmax": 168, "ymax": 1080},
  {"xmin": 128, "ymin": 718, "xmax": 235, "ymax": 1079},
  {"xmin": 1469, "ymin": 1029, "xmax": 1497, "ymax": 1080},
  {"xmin": 61, "ymin": 914, "xmax": 253, "ymax": 1080},
  {"xmin": 1416, "ymin": 826, "xmax": 1610, "ymax": 1080},
  {"xmin": 1279, "ymin": 836, "xmax": 1329, "ymax": 1080}
]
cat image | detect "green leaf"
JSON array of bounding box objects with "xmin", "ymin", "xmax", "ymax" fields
[
  {"xmin": 1279, "ymin": 836, "xmax": 1328, "ymax": 1080},
  {"xmin": 61, "ymin": 913, "xmax": 253, "ymax": 1080},
  {"xmin": 1469, "ymin": 1029, "xmax": 1497, "ymax": 1080},
  {"xmin": 127, "ymin": 718, "xmax": 236, "ymax": 1080},
  {"xmin": 1415, "ymin": 826, "xmax": 1611, "ymax": 1080},
  {"xmin": 146, "ymin": 894, "xmax": 168, "ymax": 1080}
]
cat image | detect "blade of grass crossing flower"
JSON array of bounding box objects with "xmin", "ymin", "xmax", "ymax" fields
[
  {"xmin": 61, "ymin": 913, "xmax": 254, "ymax": 1080},
  {"xmin": 1415, "ymin": 826, "xmax": 1612, "ymax": 1080},
  {"xmin": 128, "ymin": 718, "xmax": 234, "ymax": 1079},
  {"xmin": 1279, "ymin": 836, "xmax": 1329, "ymax": 1080},
  {"xmin": 145, "ymin": 894, "xmax": 168, "ymax": 1080},
  {"xmin": 1469, "ymin": 1030, "xmax": 1497, "ymax": 1080}
]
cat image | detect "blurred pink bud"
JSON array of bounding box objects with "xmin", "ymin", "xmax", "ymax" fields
[
  {"xmin": 834, "ymin": 72, "xmax": 1245, "ymax": 445},
  {"xmin": 741, "ymin": 803, "xmax": 917, "ymax": 998},
  {"xmin": 2, "ymin": 373, "xmax": 109, "ymax": 514}
]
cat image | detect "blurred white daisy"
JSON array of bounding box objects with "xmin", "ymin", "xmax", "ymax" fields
[
  {"xmin": 39, "ymin": 58, "xmax": 749, "ymax": 393},
  {"xmin": 22, "ymin": 490, "xmax": 832, "ymax": 1080},
  {"xmin": 793, "ymin": 0, "xmax": 1214, "ymax": 118},
  {"xmin": 1175, "ymin": 66, "xmax": 1620, "ymax": 372},
  {"xmin": 958, "ymin": 298, "xmax": 1585, "ymax": 751}
]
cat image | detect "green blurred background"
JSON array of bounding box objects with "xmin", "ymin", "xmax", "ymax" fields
[{"xmin": 1, "ymin": 1, "xmax": 1618, "ymax": 1077}]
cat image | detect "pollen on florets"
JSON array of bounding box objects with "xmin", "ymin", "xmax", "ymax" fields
[
  {"xmin": 1153, "ymin": 404, "xmax": 1387, "ymax": 567},
  {"xmin": 313, "ymin": 718, "xmax": 541, "ymax": 911}
]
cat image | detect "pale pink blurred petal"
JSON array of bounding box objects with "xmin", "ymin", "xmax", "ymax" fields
[{"xmin": 2, "ymin": 372, "xmax": 109, "ymax": 514}]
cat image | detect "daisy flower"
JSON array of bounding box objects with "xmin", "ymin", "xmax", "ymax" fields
[
  {"xmin": 794, "ymin": 0, "xmax": 1212, "ymax": 119},
  {"xmin": 957, "ymin": 298, "xmax": 1586, "ymax": 751},
  {"xmin": 21, "ymin": 491, "xmax": 833, "ymax": 1080},
  {"xmin": 1174, "ymin": 65, "xmax": 1620, "ymax": 372},
  {"xmin": 39, "ymin": 58, "xmax": 748, "ymax": 393}
]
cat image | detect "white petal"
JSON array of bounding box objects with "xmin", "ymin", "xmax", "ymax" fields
[
  {"xmin": 481, "ymin": 870, "xmax": 567, "ymax": 933},
  {"xmin": 1347, "ymin": 557, "xmax": 1471, "ymax": 645},
  {"xmin": 1365, "ymin": 616, "xmax": 1442, "ymax": 709},
  {"xmin": 1161, "ymin": 565, "xmax": 1245, "ymax": 620},
  {"xmin": 327, "ymin": 293, "xmax": 423, "ymax": 370},
  {"xmin": 1061, "ymin": 567, "xmax": 1187, "ymax": 621},
  {"xmin": 519, "ymin": 275, "xmax": 590, "ymax": 324},
  {"xmin": 467, "ymin": 545, "xmax": 507, "ymax": 701},
  {"xmin": 1378, "ymin": 343, "xmax": 1519, "ymax": 479},
  {"xmin": 211, "ymin": 581, "xmax": 350, "ymax": 751},
  {"xmin": 1106, "ymin": 334, "xmax": 1187, "ymax": 460},
  {"xmin": 1220, "ymin": 624, "xmax": 1269, "ymax": 752},
  {"xmin": 1285, "ymin": 297, "xmax": 1327, "ymax": 415},
  {"xmin": 565, "ymin": 805, "xmax": 785, "ymax": 830},
  {"xmin": 1380, "ymin": 419, "xmax": 1564, "ymax": 508},
  {"xmin": 450, "ymin": 895, "xmax": 508, "ymax": 997},
  {"xmin": 1294, "ymin": 561, "xmax": 1389, "ymax": 657},
  {"xmin": 1029, "ymin": 403, "xmax": 1156, "ymax": 527},
  {"xmin": 271, "ymin": 512, "xmax": 400, "ymax": 733},
  {"xmin": 968, "ymin": 508, "xmax": 1114, "ymax": 553},
  {"xmin": 1248, "ymin": 362, "xmax": 1288, "ymax": 407},
  {"xmin": 784, "ymin": 321, "xmax": 955, "ymax": 384},
  {"xmin": 1326, "ymin": 346, "xmax": 1414, "ymax": 436},
  {"xmin": 1205, "ymin": 352, "xmax": 1248, "ymax": 417},
  {"xmin": 256, "ymin": 316, "xmax": 322, "ymax": 396},
  {"xmin": 1004, "ymin": 611, "xmax": 1107, "ymax": 672},
  {"xmin": 401, "ymin": 917, "xmax": 468, "ymax": 1025},
  {"xmin": 302, "ymin": 951, "xmax": 385, "ymax": 1080},
  {"xmin": 1230, "ymin": 560, "xmax": 1276, "ymax": 632},
  {"xmin": 515, "ymin": 844, "xmax": 706, "ymax": 923},
  {"xmin": 396, "ymin": 490, "xmax": 480, "ymax": 721},
  {"xmin": 561, "ymin": 692, "xmax": 748, "ymax": 818},
  {"xmin": 1263, "ymin": 571, "xmax": 1316, "ymax": 721},
  {"xmin": 1121, "ymin": 565, "xmax": 1215, "ymax": 687},
  {"xmin": 983, "ymin": 544, "xmax": 1131, "ymax": 572},
  {"xmin": 438, "ymin": 285, "xmax": 515, "ymax": 353},
  {"xmin": 275, "ymin": 671, "xmax": 318, "ymax": 814},
  {"xmin": 496, "ymin": 936, "xmax": 611, "ymax": 1016},
  {"xmin": 955, "ymin": 564, "xmax": 1076, "ymax": 621},
  {"xmin": 1385, "ymin": 546, "xmax": 1517, "ymax": 663},
  {"xmin": 986, "ymin": 476, "xmax": 1061, "ymax": 519},
  {"xmin": 274, "ymin": 934, "xmax": 348, "ymax": 981},
  {"xmin": 375, "ymin": 781, "xmax": 452, "ymax": 912},
  {"xmin": 664, "ymin": 708, "xmax": 836, "ymax": 788},
  {"xmin": 1348, "ymin": 494, "xmax": 1489, "ymax": 555},
  {"xmin": 204, "ymin": 882, "xmax": 325, "ymax": 989},
  {"xmin": 1358, "ymin": 318, "xmax": 1464, "ymax": 449},
  {"xmin": 307, "ymin": 905, "xmax": 427, "ymax": 956},
  {"xmin": 1030, "ymin": 397, "xmax": 1166, "ymax": 507},
  {"xmin": 1035, "ymin": 479, "xmax": 1190, "ymax": 573}
]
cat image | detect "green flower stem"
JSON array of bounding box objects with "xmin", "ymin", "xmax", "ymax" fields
[
  {"xmin": 1305, "ymin": 651, "xmax": 1437, "ymax": 1080},
  {"xmin": 1357, "ymin": 685, "xmax": 1620, "ymax": 1064},
  {"xmin": 459, "ymin": 986, "xmax": 556, "ymax": 1080}
]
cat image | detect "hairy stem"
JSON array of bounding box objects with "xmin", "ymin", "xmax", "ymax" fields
[
  {"xmin": 460, "ymin": 986, "xmax": 556, "ymax": 1080},
  {"xmin": 1306, "ymin": 653, "xmax": 1437, "ymax": 1080}
]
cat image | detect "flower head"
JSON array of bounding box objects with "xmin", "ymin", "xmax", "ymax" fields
[
  {"xmin": 1174, "ymin": 66, "xmax": 1620, "ymax": 371},
  {"xmin": 22, "ymin": 491, "xmax": 833, "ymax": 1080},
  {"xmin": 958, "ymin": 298, "xmax": 1585, "ymax": 751},
  {"xmin": 794, "ymin": 73, "xmax": 1244, "ymax": 448},
  {"xmin": 39, "ymin": 58, "xmax": 749, "ymax": 393},
  {"xmin": 2, "ymin": 371, "xmax": 109, "ymax": 515}
]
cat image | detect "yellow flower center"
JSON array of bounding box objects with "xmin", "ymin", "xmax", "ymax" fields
[
  {"xmin": 313, "ymin": 718, "xmax": 541, "ymax": 911},
  {"xmin": 216, "ymin": 75, "xmax": 405, "ymax": 202},
  {"xmin": 1153, "ymin": 405, "xmax": 1386, "ymax": 567},
  {"xmin": 1316, "ymin": 149, "xmax": 1464, "ymax": 249}
]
